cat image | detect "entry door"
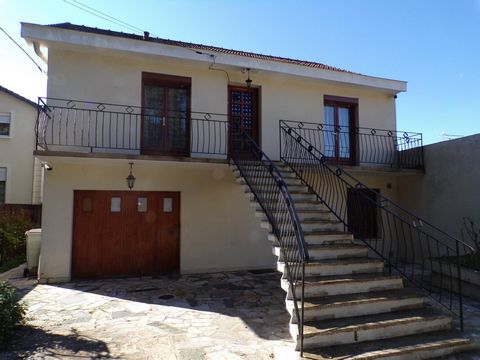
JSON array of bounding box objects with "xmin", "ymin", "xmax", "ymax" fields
[
  {"xmin": 324, "ymin": 100, "xmax": 356, "ymax": 164},
  {"xmin": 347, "ymin": 188, "xmax": 379, "ymax": 239},
  {"xmin": 228, "ymin": 86, "xmax": 259, "ymax": 157},
  {"xmin": 142, "ymin": 73, "xmax": 191, "ymax": 156},
  {"xmin": 72, "ymin": 191, "xmax": 180, "ymax": 279}
]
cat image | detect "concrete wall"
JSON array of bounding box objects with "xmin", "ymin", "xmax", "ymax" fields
[
  {"xmin": 38, "ymin": 158, "xmax": 274, "ymax": 282},
  {"xmin": 0, "ymin": 92, "xmax": 42, "ymax": 204},
  {"xmin": 398, "ymin": 134, "xmax": 480, "ymax": 245},
  {"xmin": 47, "ymin": 48, "xmax": 397, "ymax": 160}
]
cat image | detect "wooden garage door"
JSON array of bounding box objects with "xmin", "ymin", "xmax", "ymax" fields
[{"xmin": 72, "ymin": 191, "xmax": 180, "ymax": 279}]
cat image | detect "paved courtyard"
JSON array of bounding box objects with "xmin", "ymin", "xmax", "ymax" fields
[
  {"xmin": 1, "ymin": 266, "xmax": 480, "ymax": 359},
  {"xmin": 1, "ymin": 268, "xmax": 297, "ymax": 359}
]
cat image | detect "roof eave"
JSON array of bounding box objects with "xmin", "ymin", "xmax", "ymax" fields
[{"xmin": 21, "ymin": 22, "xmax": 407, "ymax": 94}]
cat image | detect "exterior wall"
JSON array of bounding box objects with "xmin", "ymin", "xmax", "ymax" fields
[
  {"xmin": 47, "ymin": 48, "xmax": 397, "ymax": 161},
  {"xmin": 0, "ymin": 92, "xmax": 41, "ymax": 204},
  {"xmin": 38, "ymin": 158, "xmax": 274, "ymax": 282},
  {"xmin": 398, "ymin": 134, "xmax": 480, "ymax": 245}
]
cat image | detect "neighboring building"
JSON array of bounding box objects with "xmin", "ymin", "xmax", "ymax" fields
[
  {"xmin": 0, "ymin": 85, "xmax": 42, "ymax": 204},
  {"xmin": 21, "ymin": 22, "xmax": 474, "ymax": 358}
]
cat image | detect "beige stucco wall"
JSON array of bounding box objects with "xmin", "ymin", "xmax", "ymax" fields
[
  {"xmin": 0, "ymin": 92, "xmax": 42, "ymax": 204},
  {"xmin": 397, "ymin": 134, "xmax": 480, "ymax": 247},
  {"xmin": 38, "ymin": 158, "xmax": 274, "ymax": 282},
  {"xmin": 46, "ymin": 48, "xmax": 397, "ymax": 161}
]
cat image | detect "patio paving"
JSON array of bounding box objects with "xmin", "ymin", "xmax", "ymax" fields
[
  {"xmin": 1, "ymin": 267, "xmax": 297, "ymax": 359},
  {"xmin": 1, "ymin": 265, "xmax": 479, "ymax": 359}
]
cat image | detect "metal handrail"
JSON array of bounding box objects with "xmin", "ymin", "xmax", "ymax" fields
[
  {"xmin": 280, "ymin": 119, "xmax": 424, "ymax": 169},
  {"xmin": 231, "ymin": 131, "xmax": 309, "ymax": 355},
  {"xmin": 280, "ymin": 121, "xmax": 477, "ymax": 331},
  {"xmin": 36, "ymin": 97, "xmax": 228, "ymax": 156}
]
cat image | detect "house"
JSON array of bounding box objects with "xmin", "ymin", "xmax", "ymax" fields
[
  {"xmin": 0, "ymin": 85, "xmax": 42, "ymax": 205},
  {"xmin": 21, "ymin": 22, "xmax": 475, "ymax": 357}
]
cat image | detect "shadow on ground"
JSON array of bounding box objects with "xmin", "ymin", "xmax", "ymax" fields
[
  {"xmin": 0, "ymin": 326, "xmax": 112, "ymax": 359},
  {"xmin": 50, "ymin": 269, "xmax": 292, "ymax": 341}
]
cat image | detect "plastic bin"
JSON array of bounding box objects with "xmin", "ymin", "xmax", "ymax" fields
[{"xmin": 25, "ymin": 228, "xmax": 41, "ymax": 277}]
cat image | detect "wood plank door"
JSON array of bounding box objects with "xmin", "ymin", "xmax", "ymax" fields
[
  {"xmin": 72, "ymin": 190, "xmax": 180, "ymax": 279},
  {"xmin": 228, "ymin": 86, "xmax": 259, "ymax": 158},
  {"xmin": 141, "ymin": 72, "xmax": 191, "ymax": 156},
  {"xmin": 347, "ymin": 188, "xmax": 379, "ymax": 239}
]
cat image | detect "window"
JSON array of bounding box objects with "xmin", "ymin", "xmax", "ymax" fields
[
  {"xmin": 323, "ymin": 95, "xmax": 358, "ymax": 164},
  {"xmin": 0, "ymin": 167, "xmax": 6, "ymax": 204},
  {"xmin": 0, "ymin": 113, "xmax": 11, "ymax": 136}
]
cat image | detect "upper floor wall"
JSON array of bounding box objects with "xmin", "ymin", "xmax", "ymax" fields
[{"xmin": 46, "ymin": 47, "xmax": 400, "ymax": 161}]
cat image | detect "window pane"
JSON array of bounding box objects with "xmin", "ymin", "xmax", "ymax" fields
[
  {"xmin": 82, "ymin": 198, "xmax": 92, "ymax": 212},
  {"xmin": 338, "ymin": 107, "xmax": 350, "ymax": 158},
  {"xmin": 323, "ymin": 106, "xmax": 335, "ymax": 157},
  {"xmin": 163, "ymin": 197, "xmax": 173, "ymax": 213},
  {"xmin": 138, "ymin": 197, "xmax": 147, "ymax": 212},
  {"xmin": 0, "ymin": 167, "xmax": 6, "ymax": 181},
  {"xmin": 0, "ymin": 181, "xmax": 5, "ymax": 204},
  {"xmin": 0, "ymin": 123, "xmax": 9, "ymax": 136},
  {"xmin": 0, "ymin": 113, "xmax": 10, "ymax": 124},
  {"xmin": 111, "ymin": 197, "xmax": 121, "ymax": 212}
]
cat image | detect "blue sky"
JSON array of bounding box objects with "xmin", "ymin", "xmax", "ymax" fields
[{"xmin": 1, "ymin": 0, "xmax": 479, "ymax": 144}]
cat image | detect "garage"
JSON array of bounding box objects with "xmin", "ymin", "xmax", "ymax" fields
[{"xmin": 71, "ymin": 190, "xmax": 180, "ymax": 279}]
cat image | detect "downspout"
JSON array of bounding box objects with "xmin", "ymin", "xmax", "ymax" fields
[{"xmin": 32, "ymin": 41, "xmax": 48, "ymax": 64}]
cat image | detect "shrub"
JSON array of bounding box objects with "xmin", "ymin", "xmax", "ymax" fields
[
  {"xmin": 0, "ymin": 281, "xmax": 25, "ymax": 349},
  {"xmin": 0, "ymin": 214, "xmax": 31, "ymax": 267}
]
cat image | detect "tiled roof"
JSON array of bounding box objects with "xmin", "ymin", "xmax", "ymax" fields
[
  {"xmin": 49, "ymin": 23, "xmax": 355, "ymax": 74},
  {"xmin": 0, "ymin": 85, "xmax": 37, "ymax": 108}
]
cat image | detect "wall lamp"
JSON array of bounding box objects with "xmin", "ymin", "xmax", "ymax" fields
[
  {"xmin": 41, "ymin": 162, "xmax": 53, "ymax": 171},
  {"xmin": 126, "ymin": 162, "xmax": 136, "ymax": 190},
  {"xmin": 244, "ymin": 68, "xmax": 252, "ymax": 88}
]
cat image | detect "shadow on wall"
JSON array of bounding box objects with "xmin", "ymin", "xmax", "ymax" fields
[{"xmin": 0, "ymin": 327, "xmax": 112, "ymax": 359}]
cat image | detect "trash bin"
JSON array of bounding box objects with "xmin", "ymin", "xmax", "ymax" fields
[{"xmin": 25, "ymin": 228, "xmax": 41, "ymax": 277}]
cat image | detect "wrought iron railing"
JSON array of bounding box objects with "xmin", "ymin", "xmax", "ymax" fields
[
  {"xmin": 231, "ymin": 131, "xmax": 309, "ymax": 355},
  {"xmin": 36, "ymin": 98, "xmax": 228, "ymax": 157},
  {"xmin": 280, "ymin": 122, "xmax": 476, "ymax": 330},
  {"xmin": 280, "ymin": 120, "xmax": 423, "ymax": 169}
]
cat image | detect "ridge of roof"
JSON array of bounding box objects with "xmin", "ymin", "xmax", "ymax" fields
[
  {"xmin": 47, "ymin": 22, "xmax": 356, "ymax": 74},
  {"xmin": 0, "ymin": 85, "xmax": 38, "ymax": 108}
]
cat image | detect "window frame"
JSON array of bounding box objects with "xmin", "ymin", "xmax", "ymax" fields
[
  {"xmin": 323, "ymin": 95, "xmax": 358, "ymax": 165},
  {"xmin": 0, "ymin": 166, "xmax": 7, "ymax": 204},
  {"xmin": 0, "ymin": 112, "xmax": 12, "ymax": 137}
]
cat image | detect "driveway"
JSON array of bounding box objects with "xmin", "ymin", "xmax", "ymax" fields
[{"xmin": 1, "ymin": 268, "xmax": 297, "ymax": 359}]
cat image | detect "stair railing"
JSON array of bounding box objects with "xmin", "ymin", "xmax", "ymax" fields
[
  {"xmin": 280, "ymin": 120, "xmax": 477, "ymax": 331},
  {"xmin": 231, "ymin": 131, "xmax": 309, "ymax": 355}
]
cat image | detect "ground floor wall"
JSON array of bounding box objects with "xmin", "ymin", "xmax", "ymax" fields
[
  {"xmin": 38, "ymin": 157, "xmax": 274, "ymax": 282},
  {"xmin": 397, "ymin": 134, "xmax": 480, "ymax": 248}
]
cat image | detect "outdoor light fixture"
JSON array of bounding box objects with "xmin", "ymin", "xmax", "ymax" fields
[
  {"xmin": 126, "ymin": 162, "xmax": 136, "ymax": 190},
  {"xmin": 245, "ymin": 68, "xmax": 252, "ymax": 88}
]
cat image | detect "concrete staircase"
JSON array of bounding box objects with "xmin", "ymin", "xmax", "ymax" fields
[{"xmin": 232, "ymin": 162, "xmax": 474, "ymax": 359}]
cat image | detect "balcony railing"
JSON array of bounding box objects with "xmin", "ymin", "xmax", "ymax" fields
[
  {"xmin": 36, "ymin": 98, "xmax": 229, "ymax": 159},
  {"xmin": 280, "ymin": 120, "xmax": 423, "ymax": 169}
]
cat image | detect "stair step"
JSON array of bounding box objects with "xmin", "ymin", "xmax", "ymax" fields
[
  {"xmin": 283, "ymin": 273, "xmax": 404, "ymax": 299},
  {"xmin": 246, "ymin": 191, "xmax": 317, "ymax": 202},
  {"xmin": 273, "ymin": 243, "xmax": 367, "ymax": 261},
  {"xmin": 269, "ymin": 231, "xmax": 354, "ymax": 245},
  {"xmin": 294, "ymin": 308, "xmax": 452, "ymax": 349},
  {"xmin": 261, "ymin": 218, "xmax": 343, "ymax": 232},
  {"xmin": 303, "ymin": 331, "xmax": 473, "ymax": 359},
  {"xmin": 256, "ymin": 209, "xmax": 337, "ymax": 221},
  {"xmin": 287, "ymin": 289, "xmax": 424, "ymax": 323},
  {"xmin": 277, "ymin": 258, "xmax": 384, "ymax": 277},
  {"xmin": 236, "ymin": 176, "xmax": 303, "ymax": 186}
]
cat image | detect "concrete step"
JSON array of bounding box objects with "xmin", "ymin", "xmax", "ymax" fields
[
  {"xmin": 273, "ymin": 243, "xmax": 368, "ymax": 261},
  {"xmin": 277, "ymin": 258, "xmax": 384, "ymax": 277},
  {"xmin": 286, "ymin": 289, "xmax": 425, "ymax": 323},
  {"xmin": 245, "ymin": 190, "xmax": 317, "ymax": 202},
  {"xmin": 293, "ymin": 308, "xmax": 452, "ymax": 350},
  {"xmin": 282, "ymin": 273, "xmax": 404, "ymax": 299},
  {"xmin": 261, "ymin": 218, "xmax": 343, "ymax": 232},
  {"xmin": 235, "ymin": 175, "xmax": 304, "ymax": 186},
  {"xmin": 303, "ymin": 331, "xmax": 474, "ymax": 359},
  {"xmin": 268, "ymin": 231, "xmax": 354, "ymax": 245},
  {"xmin": 256, "ymin": 209, "xmax": 337, "ymax": 222}
]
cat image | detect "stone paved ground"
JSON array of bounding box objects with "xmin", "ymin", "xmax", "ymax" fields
[
  {"xmin": 1, "ymin": 265, "xmax": 480, "ymax": 359},
  {"xmin": 1, "ymin": 267, "xmax": 297, "ymax": 359}
]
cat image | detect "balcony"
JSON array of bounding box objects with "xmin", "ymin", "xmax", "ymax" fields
[
  {"xmin": 35, "ymin": 98, "xmax": 229, "ymax": 162},
  {"xmin": 280, "ymin": 120, "xmax": 423, "ymax": 170}
]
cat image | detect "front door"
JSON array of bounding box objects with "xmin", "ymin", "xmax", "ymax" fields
[
  {"xmin": 228, "ymin": 86, "xmax": 259, "ymax": 157},
  {"xmin": 347, "ymin": 188, "xmax": 379, "ymax": 239},
  {"xmin": 72, "ymin": 190, "xmax": 180, "ymax": 279},
  {"xmin": 142, "ymin": 73, "xmax": 191, "ymax": 156}
]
